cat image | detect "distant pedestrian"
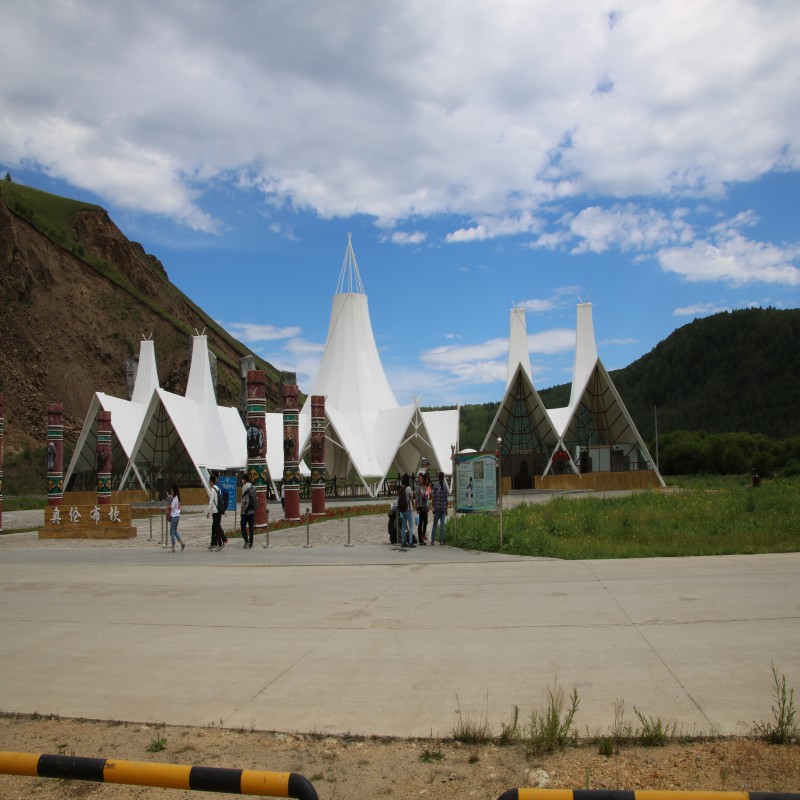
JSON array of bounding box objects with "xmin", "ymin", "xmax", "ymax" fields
[
  {"xmin": 415, "ymin": 472, "xmax": 429, "ymax": 545},
  {"xmin": 167, "ymin": 483, "xmax": 185, "ymax": 552},
  {"xmin": 431, "ymin": 471, "xmax": 449, "ymax": 545},
  {"xmin": 241, "ymin": 474, "xmax": 255, "ymax": 549},
  {"xmin": 206, "ymin": 474, "xmax": 224, "ymax": 551},
  {"xmin": 398, "ymin": 473, "xmax": 414, "ymax": 547}
]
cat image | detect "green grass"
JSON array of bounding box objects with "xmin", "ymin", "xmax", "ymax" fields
[
  {"xmin": 451, "ymin": 476, "xmax": 800, "ymax": 559},
  {"xmin": 2, "ymin": 495, "xmax": 48, "ymax": 512}
]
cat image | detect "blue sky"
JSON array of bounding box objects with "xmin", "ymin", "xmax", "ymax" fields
[{"xmin": 3, "ymin": 2, "xmax": 799, "ymax": 407}]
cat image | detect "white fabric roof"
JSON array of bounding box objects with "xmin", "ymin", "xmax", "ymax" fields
[
  {"xmin": 123, "ymin": 335, "xmax": 246, "ymax": 490},
  {"xmin": 297, "ymin": 237, "xmax": 458, "ymax": 494},
  {"xmin": 506, "ymin": 307, "xmax": 532, "ymax": 387},
  {"xmin": 65, "ymin": 339, "xmax": 160, "ymax": 489},
  {"xmin": 568, "ymin": 302, "xmax": 598, "ymax": 412},
  {"xmin": 499, "ymin": 302, "xmax": 664, "ymax": 485}
]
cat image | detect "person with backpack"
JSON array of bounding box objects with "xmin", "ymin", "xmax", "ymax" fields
[
  {"xmin": 431, "ymin": 471, "xmax": 449, "ymax": 545},
  {"xmin": 397, "ymin": 473, "xmax": 415, "ymax": 548},
  {"xmin": 206, "ymin": 474, "xmax": 224, "ymax": 551},
  {"xmin": 240, "ymin": 473, "xmax": 256, "ymax": 549}
]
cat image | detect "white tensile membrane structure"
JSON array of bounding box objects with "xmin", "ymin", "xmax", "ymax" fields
[
  {"xmin": 118, "ymin": 334, "xmax": 246, "ymax": 492},
  {"xmin": 65, "ymin": 338, "xmax": 160, "ymax": 491},
  {"xmin": 482, "ymin": 303, "xmax": 665, "ymax": 489},
  {"xmin": 480, "ymin": 308, "xmax": 561, "ymax": 486},
  {"xmin": 297, "ymin": 236, "xmax": 459, "ymax": 496}
]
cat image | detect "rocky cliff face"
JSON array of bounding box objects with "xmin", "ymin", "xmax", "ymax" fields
[{"xmin": 0, "ymin": 196, "xmax": 279, "ymax": 453}]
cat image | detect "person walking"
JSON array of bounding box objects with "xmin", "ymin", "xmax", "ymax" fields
[
  {"xmin": 206, "ymin": 474, "xmax": 223, "ymax": 551},
  {"xmin": 240, "ymin": 473, "xmax": 255, "ymax": 549},
  {"xmin": 167, "ymin": 483, "xmax": 186, "ymax": 552},
  {"xmin": 398, "ymin": 473, "xmax": 415, "ymax": 547},
  {"xmin": 431, "ymin": 471, "xmax": 449, "ymax": 545},
  {"xmin": 415, "ymin": 472, "xmax": 429, "ymax": 545}
]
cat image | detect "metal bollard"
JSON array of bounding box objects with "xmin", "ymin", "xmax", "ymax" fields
[
  {"xmin": 345, "ymin": 505, "xmax": 354, "ymax": 547},
  {"xmin": 303, "ymin": 509, "xmax": 312, "ymax": 548}
]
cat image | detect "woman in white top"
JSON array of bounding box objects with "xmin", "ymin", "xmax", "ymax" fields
[{"xmin": 167, "ymin": 483, "xmax": 185, "ymax": 552}]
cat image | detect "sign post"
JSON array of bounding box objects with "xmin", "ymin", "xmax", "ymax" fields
[{"xmin": 454, "ymin": 452, "xmax": 498, "ymax": 514}]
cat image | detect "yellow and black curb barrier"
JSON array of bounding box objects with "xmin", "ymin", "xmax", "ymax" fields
[
  {"xmin": 497, "ymin": 791, "xmax": 800, "ymax": 800},
  {"xmin": 0, "ymin": 751, "xmax": 318, "ymax": 798}
]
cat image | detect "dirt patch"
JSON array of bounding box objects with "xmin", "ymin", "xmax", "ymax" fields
[{"xmin": 1, "ymin": 715, "xmax": 798, "ymax": 799}]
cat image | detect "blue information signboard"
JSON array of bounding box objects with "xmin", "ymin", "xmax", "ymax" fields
[{"xmin": 217, "ymin": 474, "xmax": 237, "ymax": 516}]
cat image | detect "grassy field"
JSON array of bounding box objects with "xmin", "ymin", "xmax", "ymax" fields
[{"xmin": 449, "ymin": 476, "xmax": 800, "ymax": 559}]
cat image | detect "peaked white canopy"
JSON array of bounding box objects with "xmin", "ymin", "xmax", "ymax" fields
[
  {"xmin": 298, "ymin": 236, "xmax": 458, "ymax": 495},
  {"xmin": 65, "ymin": 338, "xmax": 160, "ymax": 491},
  {"xmin": 486, "ymin": 303, "xmax": 665, "ymax": 486},
  {"xmin": 121, "ymin": 335, "xmax": 246, "ymax": 492},
  {"xmin": 481, "ymin": 311, "xmax": 562, "ymax": 484},
  {"xmin": 506, "ymin": 307, "xmax": 532, "ymax": 386},
  {"xmin": 546, "ymin": 304, "xmax": 664, "ymax": 483}
]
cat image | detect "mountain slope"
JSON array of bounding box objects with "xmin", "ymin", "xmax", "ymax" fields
[{"xmin": 0, "ymin": 180, "xmax": 282, "ymax": 453}]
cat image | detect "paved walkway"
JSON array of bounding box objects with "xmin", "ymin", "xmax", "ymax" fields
[{"xmin": 0, "ymin": 500, "xmax": 798, "ymax": 739}]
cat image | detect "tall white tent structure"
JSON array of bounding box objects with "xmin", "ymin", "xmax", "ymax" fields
[
  {"xmin": 545, "ymin": 303, "xmax": 664, "ymax": 486},
  {"xmin": 481, "ymin": 308, "xmax": 562, "ymax": 488},
  {"xmin": 122, "ymin": 334, "xmax": 246, "ymax": 493},
  {"xmin": 65, "ymin": 338, "xmax": 160, "ymax": 491},
  {"xmin": 298, "ymin": 235, "xmax": 458, "ymax": 496}
]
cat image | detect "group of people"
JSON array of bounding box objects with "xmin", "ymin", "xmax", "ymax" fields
[
  {"xmin": 396, "ymin": 470, "xmax": 449, "ymax": 548},
  {"xmin": 205, "ymin": 473, "xmax": 257, "ymax": 550},
  {"xmin": 165, "ymin": 473, "xmax": 257, "ymax": 552},
  {"xmin": 169, "ymin": 469, "xmax": 450, "ymax": 553}
]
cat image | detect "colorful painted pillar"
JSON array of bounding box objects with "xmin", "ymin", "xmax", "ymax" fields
[
  {"xmin": 46, "ymin": 402, "xmax": 64, "ymax": 507},
  {"xmin": 245, "ymin": 369, "xmax": 269, "ymax": 529},
  {"xmin": 310, "ymin": 395, "xmax": 326, "ymax": 515},
  {"xmin": 96, "ymin": 410, "xmax": 112, "ymax": 505},
  {"xmin": 0, "ymin": 394, "xmax": 4, "ymax": 533},
  {"xmin": 281, "ymin": 371, "xmax": 301, "ymax": 521}
]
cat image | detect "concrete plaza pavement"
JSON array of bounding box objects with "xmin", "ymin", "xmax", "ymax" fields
[{"xmin": 0, "ymin": 501, "xmax": 798, "ymax": 739}]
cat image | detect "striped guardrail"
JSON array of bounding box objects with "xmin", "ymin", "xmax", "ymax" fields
[
  {"xmin": 497, "ymin": 791, "xmax": 800, "ymax": 800},
  {"xmin": 0, "ymin": 751, "xmax": 318, "ymax": 799}
]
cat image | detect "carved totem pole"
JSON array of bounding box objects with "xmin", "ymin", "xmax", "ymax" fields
[
  {"xmin": 310, "ymin": 395, "xmax": 326, "ymax": 515},
  {"xmin": 281, "ymin": 371, "xmax": 301, "ymax": 521},
  {"xmin": 0, "ymin": 394, "xmax": 4, "ymax": 533},
  {"xmin": 46, "ymin": 402, "xmax": 64, "ymax": 507},
  {"xmin": 96, "ymin": 410, "xmax": 112, "ymax": 505},
  {"xmin": 245, "ymin": 369, "xmax": 269, "ymax": 529}
]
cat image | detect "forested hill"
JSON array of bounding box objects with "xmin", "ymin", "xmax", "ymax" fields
[
  {"xmin": 459, "ymin": 308, "xmax": 800, "ymax": 448},
  {"xmin": 607, "ymin": 308, "xmax": 800, "ymax": 441}
]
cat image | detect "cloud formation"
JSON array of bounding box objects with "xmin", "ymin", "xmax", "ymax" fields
[{"xmin": 2, "ymin": 1, "xmax": 798, "ymax": 231}]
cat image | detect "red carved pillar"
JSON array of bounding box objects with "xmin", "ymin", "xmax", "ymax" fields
[
  {"xmin": 311, "ymin": 395, "xmax": 326, "ymax": 515},
  {"xmin": 281, "ymin": 371, "xmax": 301, "ymax": 521},
  {"xmin": 46, "ymin": 402, "xmax": 65, "ymax": 507},
  {"xmin": 246, "ymin": 369, "xmax": 269, "ymax": 529},
  {"xmin": 0, "ymin": 394, "xmax": 4, "ymax": 533},
  {"xmin": 96, "ymin": 410, "xmax": 112, "ymax": 505}
]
